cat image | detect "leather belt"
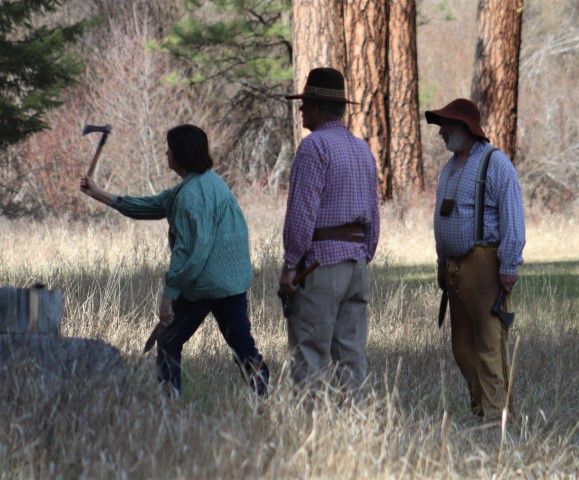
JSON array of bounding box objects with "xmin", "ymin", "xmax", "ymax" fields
[{"xmin": 313, "ymin": 223, "xmax": 366, "ymax": 243}]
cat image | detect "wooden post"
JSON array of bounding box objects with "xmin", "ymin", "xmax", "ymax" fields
[{"xmin": 0, "ymin": 286, "xmax": 62, "ymax": 335}]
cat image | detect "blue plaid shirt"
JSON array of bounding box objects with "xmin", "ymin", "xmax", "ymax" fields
[
  {"xmin": 434, "ymin": 141, "xmax": 525, "ymax": 275},
  {"xmin": 283, "ymin": 121, "xmax": 380, "ymax": 268}
]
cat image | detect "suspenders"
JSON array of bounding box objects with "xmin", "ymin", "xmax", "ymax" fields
[{"xmin": 473, "ymin": 145, "xmax": 498, "ymax": 244}]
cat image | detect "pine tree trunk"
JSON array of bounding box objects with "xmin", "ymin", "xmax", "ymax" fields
[
  {"xmin": 388, "ymin": 0, "xmax": 424, "ymax": 197},
  {"xmin": 344, "ymin": 1, "xmax": 391, "ymax": 200},
  {"xmin": 291, "ymin": 0, "xmax": 346, "ymax": 147},
  {"xmin": 471, "ymin": 0, "xmax": 523, "ymax": 160}
]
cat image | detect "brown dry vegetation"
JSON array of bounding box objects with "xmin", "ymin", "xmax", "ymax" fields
[
  {"xmin": 0, "ymin": 0, "xmax": 578, "ymax": 478},
  {"xmin": 0, "ymin": 0, "xmax": 577, "ymax": 216},
  {"xmin": 0, "ymin": 202, "xmax": 577, "ymax": 478}
]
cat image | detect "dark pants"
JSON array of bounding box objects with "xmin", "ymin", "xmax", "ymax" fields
[{"xmin": 156, "ymin": 292, "xmax": 269, "ymax": 396}]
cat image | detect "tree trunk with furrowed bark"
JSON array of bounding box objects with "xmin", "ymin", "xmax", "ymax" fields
[
  {"xmin": 291, "ymin": 0, "xmax": 426, "ymax": 200},
  {"xmin": 471, "ymin": 0, "xmax": 524, "ymax": 161},
  {"xmin": 388, "ymin": 0, "xmax": 424, "ymax": 197},
  {"xmin": 344, "ymin": 1, "xmax": 391, "ymax": 199},
  {"xmin": 291, "ymin": 0, "xmax": 346, "ymax": 147}
]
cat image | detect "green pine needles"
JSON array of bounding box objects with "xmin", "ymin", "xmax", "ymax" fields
[
  {"xmin": 0, "ymin": 0, "xmax": 85, "ymax": 149},
  {"xmin": 164, "ymin": 0, "xmax": 292, "ymax": 98}
]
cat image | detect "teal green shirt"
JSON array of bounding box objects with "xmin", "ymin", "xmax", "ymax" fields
[{"xmin": 112, "ymin": 171, "xmax": 252, "ymax": 301}]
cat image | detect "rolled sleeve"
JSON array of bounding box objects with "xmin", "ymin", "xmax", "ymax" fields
[{"xmin": 495, "ymin": 155, "xmax": 526, "ymax": 275}]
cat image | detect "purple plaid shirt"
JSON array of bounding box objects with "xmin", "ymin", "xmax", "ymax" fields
[{"xmin": 283, "ymin": 121, "xmax": 380, "ymax": 268}]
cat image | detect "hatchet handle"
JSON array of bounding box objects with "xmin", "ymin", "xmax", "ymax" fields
[
  {"xmin": 143, "ymin": 323, "xmax": 162, "ymax": 354},
  {"xmin": 86, "ymin": 133, "xmax": 109, "ymax": 178},
  {"xmin": 294, "ymin": 260, "xmax": 320, "ymax": 285}
]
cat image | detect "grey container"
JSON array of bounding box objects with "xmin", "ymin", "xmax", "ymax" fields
[{"xmin": 0, "ymin": 285, "xmax": 62, "ymax": 335}]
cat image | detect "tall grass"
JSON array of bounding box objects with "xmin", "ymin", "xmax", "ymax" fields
[{"xmin": 0, "ymin": 205, "xmax": 577, "ymax": 478}]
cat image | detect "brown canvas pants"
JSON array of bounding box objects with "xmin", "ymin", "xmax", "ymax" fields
[
  {"xmin": 445, "ymin": 246, "xmax": 511, "ymax": 420},
  {"xmin": 286, "ymin": 259, "xmax": 369, "ymax": 391}
]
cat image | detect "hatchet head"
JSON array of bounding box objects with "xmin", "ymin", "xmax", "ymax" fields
[
  {"xmin": 491, "ymin": 289, "xmax": 515, "ymax": 328},
  {"xmin": 83, "ymin": 123, "xmax": 112, "ymax": 178},
  {"xmin": 82, "ymin": 124, "xmax": 112, "ymax": 136}
]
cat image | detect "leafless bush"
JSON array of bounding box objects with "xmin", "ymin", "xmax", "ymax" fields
[
  {"xmin": 5, "ymin": 1, "xmax": 234, "ymax": 217},
  {"xmin": 3, "ymin": 0, "xmax": 291, "ymax": 218},
  {"xmin": 517, "ymin": 0, "xmax": 579, "ymax": 212}
]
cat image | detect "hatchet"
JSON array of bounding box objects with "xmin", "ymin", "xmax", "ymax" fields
[
  {"xmin": 83, "ymin": 123, "xmax": 112, "ymax": 178},
  {"xmin": 491, "ymin": 289, "xmax": 515, "ymax": 328}
]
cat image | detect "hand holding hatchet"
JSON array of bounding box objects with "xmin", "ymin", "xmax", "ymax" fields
[{"xmin": 83, "ymin": 124, "xmax": 112, "ymax": 178}]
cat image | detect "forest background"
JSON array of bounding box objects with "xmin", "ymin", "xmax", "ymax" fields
[
  {"xmin": 0, "ymin": 0, "xmax": 577, "ymax": 218},
  {"xmin": 1, "ymin": 1, "xmax": 578, "ymax": 478}
]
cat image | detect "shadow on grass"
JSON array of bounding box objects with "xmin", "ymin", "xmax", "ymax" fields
[{"xmin": 372, "ymin": 260, "xmax": 579, "ymax": 300}]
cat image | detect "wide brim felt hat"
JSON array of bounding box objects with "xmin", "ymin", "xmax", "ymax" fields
[
  {"xmin": 425, "ymin": 98, "xmax": 489, "ymax": 141},
  {"xmin": 285, "ymin": 67, "xmax": 359, "ymax": 104}
]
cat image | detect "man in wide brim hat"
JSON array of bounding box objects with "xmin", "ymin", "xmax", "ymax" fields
[
  {"xmin": 426, "ymin": 98, "xmax": 525, "ymax": 422},
  {"xmin": 425, "ymin": 98, "xmax": 489, "ymax": 141},
  {"xmin": 280, "ymin": 67, "xmax": 379, "ymax": 392}
]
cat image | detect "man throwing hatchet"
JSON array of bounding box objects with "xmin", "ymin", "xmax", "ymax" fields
[
  {"xmin": 280, "ymin": 68, "xmax": 380, "ymax": 392},
  {"xmin": 80, "ymin": 124, "xmax": 269, "ymax": 398}
]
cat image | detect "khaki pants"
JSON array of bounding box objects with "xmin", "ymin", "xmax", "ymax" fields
[
  {"xmin": 287, "ymin": 259, "xmax": 369, "ymax": 390},
  {"xmin": 446, "ymin": 246, "xmax": 511, "ymax": 420}
]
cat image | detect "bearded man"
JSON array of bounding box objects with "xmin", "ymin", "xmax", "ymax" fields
[
  {"xmin": 279, "ymin": 67, "xmax": 380, "ymax": 391},
  {"xmin": 426, "ymin": 98, "xmax": 525, "ymax": 421}
]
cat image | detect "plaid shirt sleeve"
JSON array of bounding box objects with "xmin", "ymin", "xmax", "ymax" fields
[
  {"xmin": 283, "ymin": 136, "xmax": 327, "ymax": 267},
  {"xmin": 490, "ymin": 152, "xmax": 526, "ymax": 275}
]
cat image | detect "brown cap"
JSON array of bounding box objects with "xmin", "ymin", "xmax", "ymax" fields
[
  {"xmin": 425, "ymin": 98, "xmax": 488, "ymax": 141},
  {"xmin": 286, "ymin": 67, "xmax": 359, "ymax": 104}
]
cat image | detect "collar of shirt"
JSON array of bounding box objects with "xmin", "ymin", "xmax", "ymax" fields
[
  {"xmin": 448, "ymin": 140, "xmax": 487, "ymax": 167},
  {"xmin": 315, "ymin": 120, "xmax": 347, "ymax": 132}
]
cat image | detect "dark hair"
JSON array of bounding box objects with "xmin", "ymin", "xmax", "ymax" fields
[
  {"xmin": 308, "ymin": 99, "xmax": 347, "ymax": 119},
  {"xmin": 166, "ymin": 124, "xmax": 213, "ymax": 174}
]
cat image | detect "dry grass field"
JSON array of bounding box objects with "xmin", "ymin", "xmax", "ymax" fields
[{"xmin": 0, "ymin": 200, "xmax": 577, "ymax": 479}]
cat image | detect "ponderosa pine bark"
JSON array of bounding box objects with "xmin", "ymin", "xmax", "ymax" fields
[
  {"xmin": 344, "ymin": 1, "xmax": 391, "ymax": 199},
  {"xmin": 471, "ymin": 0, "xmax": 523, "ymax": 160},
  {"xmin": 388, "ymin": 0, "xmax": 424, "ymax": 196},
  {"xmin": 291, "ymin": 0, "xmax": 346, "ymax": 147}
]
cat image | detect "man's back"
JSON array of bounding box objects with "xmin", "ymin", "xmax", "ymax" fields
[{"xmin": 283, "ymin": 121, "xmax": 380, "ymax": 267}]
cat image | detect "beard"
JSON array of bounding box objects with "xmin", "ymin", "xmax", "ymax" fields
[{"xmin": 444, "ymin": 127, "xmax": 469, "ymax": 153}]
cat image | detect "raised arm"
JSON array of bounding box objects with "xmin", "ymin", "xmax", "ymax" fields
[
  {"xmin": 80, "ymin": 176, "xmax": 115, "ymax": 206},
  {"xmin": 80, "ymin": 175, "xmax": 168, "ymax": 220}
]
